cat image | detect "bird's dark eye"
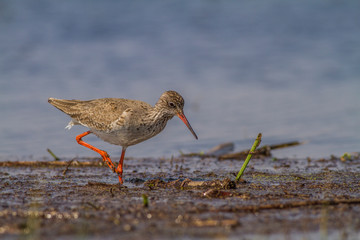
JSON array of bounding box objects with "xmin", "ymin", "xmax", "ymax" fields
[{"xmin": 168, "ymin": 102, "xmax": 176, "ymax": 108}]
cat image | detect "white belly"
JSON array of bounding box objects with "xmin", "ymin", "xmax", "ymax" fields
[{"xmin": 91, "ymin": 123, "xmax": 166, "ymax": 147}]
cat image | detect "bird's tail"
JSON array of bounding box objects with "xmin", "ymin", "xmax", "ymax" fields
[{"xmin": 48, "ymin": 98, "xmax": 83, "ymax": 116}]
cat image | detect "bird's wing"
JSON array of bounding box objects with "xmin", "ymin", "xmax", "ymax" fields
[{"xmin": 48, "ymin": 98, "xmax": 152, "ymax": 131}]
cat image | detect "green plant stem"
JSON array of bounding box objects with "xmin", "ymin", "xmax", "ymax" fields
[
  {"xmin": 47, "ymin": 148, "xmax": 60, "ymax": 161},
  {"xmin": 142, "ymin": 194, "xmax": 149, "ymax": 208},
  {"xmin": 236, "ymin": 133, "xmax": 262, "ymax": 181}
]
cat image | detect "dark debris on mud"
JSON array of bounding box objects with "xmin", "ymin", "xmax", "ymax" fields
[{"xmin": 1, "ymin": 154, "xmax": 360, "ymax": 239}]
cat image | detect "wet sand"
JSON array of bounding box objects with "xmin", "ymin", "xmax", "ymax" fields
[{"xmin": 1, "ymin": 155, "xmax": 360, "ymax": 239}]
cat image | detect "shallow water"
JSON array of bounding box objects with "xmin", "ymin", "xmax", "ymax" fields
[{"xmin": 0, "ymin": 0, "xmax": 360, "ymax": 159}]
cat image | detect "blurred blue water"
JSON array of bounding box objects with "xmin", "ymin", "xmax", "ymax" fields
[{"xmin": 0, "ymin": 0, "xmax": 359, "ymax": 159}]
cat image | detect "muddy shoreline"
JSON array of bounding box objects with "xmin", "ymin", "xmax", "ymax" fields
[{"xmin": 1, "ymin": 155, "xmax": 360, "ymax": 239}]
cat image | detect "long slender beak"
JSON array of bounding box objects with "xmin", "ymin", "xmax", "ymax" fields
[{"xmin": 177, "ymin": 112, "xmax": 198, "ymax": 140}]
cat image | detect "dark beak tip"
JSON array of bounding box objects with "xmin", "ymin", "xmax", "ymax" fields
[{"xmin": 186, "ymin": 127, "xmax": 197, "ymax": 140}]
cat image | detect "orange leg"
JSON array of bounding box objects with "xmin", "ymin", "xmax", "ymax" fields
[
  {"xmin": 115, "ymin": 147, "xmax": 127, "ymax": 184},
  {"xmin": 76, "ymin": 131, "xmax": 121, "ymax": 181}
]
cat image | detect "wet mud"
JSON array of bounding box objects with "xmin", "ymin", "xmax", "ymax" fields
[{"xmin": 1, "ymin": 155, "xmax": 360, "ymax": 239}]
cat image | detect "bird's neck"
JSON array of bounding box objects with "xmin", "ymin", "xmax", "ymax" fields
[{"xmin": 148, "ymin": 105, "xmax": 173, "ymax": 124}]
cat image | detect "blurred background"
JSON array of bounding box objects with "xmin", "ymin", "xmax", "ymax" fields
[{"xmin": 0, "ymin": 0, "xmax": 359, "ymax": 160}]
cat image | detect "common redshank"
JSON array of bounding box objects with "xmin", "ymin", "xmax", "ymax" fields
[{"xmin": 48, "ymin": 90, "xmax": 198, "ymax": 184}]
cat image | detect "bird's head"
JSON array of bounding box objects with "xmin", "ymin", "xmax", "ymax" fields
[{"xmin": 156, "ymin": 90, "xmax": 198, "ymax": 140}]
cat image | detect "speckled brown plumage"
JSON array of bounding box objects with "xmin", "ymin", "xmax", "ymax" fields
[{"xmin": 48, "ymin": 90, "xmax": 198, "ymax": 184}]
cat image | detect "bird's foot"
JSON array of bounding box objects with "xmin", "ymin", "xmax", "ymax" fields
[{"xmin": 118, "ymin": 174, "xmax": 124, "ymax": 185}]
